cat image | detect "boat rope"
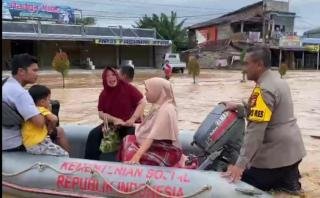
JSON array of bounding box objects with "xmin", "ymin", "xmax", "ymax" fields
[
  {"xmin": 3, "ymin": 162, "xmax": 212, "ymax": 198},
  {"xmin": 2, "ymin": 162, "xmax": 81, "ymax": 176}
]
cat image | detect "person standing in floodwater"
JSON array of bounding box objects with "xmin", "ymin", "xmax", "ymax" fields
[
  {"xmin": 163, "ymin": 60, "xmax": 172, "ymax": 80},
  {"xmin": 187, "ymin": 55, "xmax": 200, "ymax": 84},
  {"xmin": 222, "ymin": 46, "xmax": 306, "ymax": 195}
]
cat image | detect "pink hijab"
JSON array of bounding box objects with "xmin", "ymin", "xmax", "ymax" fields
[{"xmin": 135, "ymin": 78, "xmax": 180, "ymax": 147}]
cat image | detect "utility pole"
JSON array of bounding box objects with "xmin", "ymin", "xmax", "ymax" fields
[
  {"xmin": 262, "ymin": 0, "xmax": 266, "ymax": 44},
  {"xmin": 74, "ymin": 9, "xmax": 83, "ymax": 24},
  {"xmin": 74, "ymin": 9, "xmax": 84, "ymax": 35}
]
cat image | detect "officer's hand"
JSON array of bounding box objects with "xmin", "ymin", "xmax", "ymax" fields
[{"xmin": 221, "ymin": 165, "xmax": 244, "ymax": 183}]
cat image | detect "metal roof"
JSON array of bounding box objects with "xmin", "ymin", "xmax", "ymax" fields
[
  {"xmin": 303, "ymin": 27, "xmax": 320, "ymax": 35},
  {"xmin": 188, "ymin": 1, "xmax": 295, "ymax": 30},
  {"xmin": 188, "ymin": 1, "xmax": 263, "ymax": 29},
  {"xmin": 302, "ymin": 38, "xmax": 320, "ymax": 45},
  {"xmin": 2, "ymin": 21, "xmax": 170, "ymax": 46}
]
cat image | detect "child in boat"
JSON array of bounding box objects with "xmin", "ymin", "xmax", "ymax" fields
[
  {"xmin": 22, "ymin": 85, "xmax": 69, "ymax": 156},
  {"xmin": 118, "ymin": 65, "xmax": 145, "ymax": 123},
  {"xmin": 119, "ymin": 65, "xmax": 135, "ymax": 83}
]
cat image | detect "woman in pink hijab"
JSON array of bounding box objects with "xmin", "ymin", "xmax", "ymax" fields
[{"xmin": 120, "ymin": 77, "xmax": 183, "ymax": 167}]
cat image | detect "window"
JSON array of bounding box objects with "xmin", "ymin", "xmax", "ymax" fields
[{"xmin": 169, "ymin": 55, "xmax": 177, "ymax": 58}]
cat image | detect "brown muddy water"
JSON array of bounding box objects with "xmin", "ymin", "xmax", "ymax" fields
[{"xmin": 3, "ymin": 69, "xmax": 320, "ymax": 198}]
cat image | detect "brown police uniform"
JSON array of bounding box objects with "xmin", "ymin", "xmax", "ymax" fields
[{"xmin": 236, "ymin": 69, "xmax": 306, "ymax": 192}]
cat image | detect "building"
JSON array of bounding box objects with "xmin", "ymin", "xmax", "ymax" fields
[
  {"xmin": 188, "ymin": 0, "xmax": 295, "ymax": 48},
  {"xmin": 301, "ymin": 28, "xmax": 320, "ymax": 70},
  {"xmin": 2, "ymin": 1, "xmax": 171, "ymax": 70},
  {"xmin": 269, "ymin": 27, "xmax": 320, "ymax": 70},
  {"xmin": 303, "ymin": 27, "xmax": 320, "ymax": 38},
  {"xmin": 186, "ymin": 0, "xmax": 320, "ymax": 70},
  {"xmin": 2, "ymin": 21, "xmax": 171, "ymax": 70}
]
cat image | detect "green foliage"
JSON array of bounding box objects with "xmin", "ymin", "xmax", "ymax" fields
[
  {"xmin": 240, "ymin": 48, "xmax": 247, "ymax": 64},
  {"xmin": 279, "ymin": 63, "xmax": 288, "ymax": 78},
  {"xmin": 240, "ymin": 48, "xmax": 247, "ymax": 82},
  {"xmin": 52, "ymin": 51, "xmax": 70, "ymax": 88},
  {"xmin": 76, "ymin": 17, "xmax": 95, "ymax": 25},
  {"xmin": 135, "ymin": 11, "xmax": 188, "ymax": 52},
  {"xmin": 187, "ymin": 57, "xmax": 200, "ymax": 84}
]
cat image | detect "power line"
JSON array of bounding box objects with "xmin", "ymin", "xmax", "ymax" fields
[
  {"xmin": 83, "ymin": 12, "xmax": 227, "ymax": 19},
  {"xmin": 71, "ymin": 0, "xmax": 228, "ymax": 11},
  {"xmin": 295, "ymin": 18, "xmax": 317, "ymax": 27},
  {"xmin": 112, "ymin": 0, "xmax": 228, "ymax": 10},
  {"xmin": 81, "ymin": 8, "xmax": 228, "ymax": 17}
]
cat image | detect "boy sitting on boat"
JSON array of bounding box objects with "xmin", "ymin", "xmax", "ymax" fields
[
  {"xmin": 22, "ymin": 85, "xmax": 69, "ymax": 156},
  {"xmin": 119, "ymin": 65, "xmax": 135, "ymax": 83}
]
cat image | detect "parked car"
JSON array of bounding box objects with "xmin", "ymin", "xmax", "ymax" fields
[{"xmin": 162, "ymin": 53, "xmax": 186, "ymax": 73}]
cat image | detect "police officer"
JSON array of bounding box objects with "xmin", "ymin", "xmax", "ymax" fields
[{"xmin": 222, "ymin": 46, "xmax": 306, "ymax": 194}]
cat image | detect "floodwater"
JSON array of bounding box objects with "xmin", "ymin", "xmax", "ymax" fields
[{"xmin": 3, "ymin": 69, "xmax": 320, "ymax": 198}]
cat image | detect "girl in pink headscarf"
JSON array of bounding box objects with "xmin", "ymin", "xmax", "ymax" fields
[{"xmin": 120, "ymin": 77, "xmax": 184, "ymax": 167}]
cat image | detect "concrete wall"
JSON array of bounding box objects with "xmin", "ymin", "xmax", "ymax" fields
[
  {"xmin": 86, "ymin": 44, "xmax": 116, "ymax": 68},
  {"xmin": 266, "ymin": 0, "xmax": 289, "ymax": 12},
  {"xmin": 272, "ymin": 14, "xmax": 295, "ymax": 33},
  {"xmin": 217, "ymin": 5, "xmax": 262, "ymax": 40},
  {"xmin": 217, "ymin": 24, "xmax": 233, "ymax": 40},
  {"xmin": 37, "ymin": 41, "xmax": 85, "ymax": 69},
  {"xmin": 155, "ymin": 46, "xmax": 172, "ymax": 68},
  {"xmin": 119, "ymin": 46, "xmax": 153, "ymax": 67},
  {"xmin": 2, "ymin": 40, "xmax": 170, "ymax": 70}
]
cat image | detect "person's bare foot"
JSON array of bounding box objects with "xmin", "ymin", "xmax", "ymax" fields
[{"xmin": 55, "ymin": 126, "xmax": 71, "ymax": 153}]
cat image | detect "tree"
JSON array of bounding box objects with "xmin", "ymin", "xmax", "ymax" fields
[
  {"xmin": 52, "ymin": 50, "xmax": 70, "ymax": 88},
  {"xmin": 187, "ymin": 56, "xmax": 200, "ymax": 84},
  {"xmin": 240, "ymin": 49, "xmax": 247, "ymax": 83},
  {"xmin": 76, "ymin": 17, "xmax": 95, "ymax": 25},
  {"xmin": 279, "ymin": 63, "xmax": 288, "ymax": 78},
  {"xmin": 135, "ymin": 11, "xmax": 188, "ymax": 52}
]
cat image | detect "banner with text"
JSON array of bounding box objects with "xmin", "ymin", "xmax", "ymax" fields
[
  {"xmin": 2, "ymin": 0, "xmax": 75, "ymax": 24},
  {"xmin": 95, "ymin": 38, "xmax": 171, "ymax": 46}
]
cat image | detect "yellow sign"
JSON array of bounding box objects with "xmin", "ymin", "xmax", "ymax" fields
[
  {"xmin": 247, "ymin": 87, "xmax": 272, "ymax": 122},
  {"xmin": 304, "ymin": 45, "xmax": 320, "ymax": 53}
]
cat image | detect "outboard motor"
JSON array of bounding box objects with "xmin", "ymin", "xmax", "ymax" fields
[{"xmin": 191, "ymin": 103, "xmax": 245, "ymax": 171}]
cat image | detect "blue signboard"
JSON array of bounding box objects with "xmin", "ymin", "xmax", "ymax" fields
[{"xmin": 2, "ymin": 0, "xmax": 75, "ymax": 24}]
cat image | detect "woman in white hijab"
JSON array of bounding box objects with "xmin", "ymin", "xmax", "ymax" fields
[{"xmin": 122, "ymin": 77, "xmax": 183, "ymax": 167}]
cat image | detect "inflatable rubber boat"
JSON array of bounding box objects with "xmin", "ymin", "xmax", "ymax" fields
[{"xmin": 2, "ymin": 104, "xmax": 272, "ymax": 198}]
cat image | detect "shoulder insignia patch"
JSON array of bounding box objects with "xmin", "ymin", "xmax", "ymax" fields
[{"xmin": 247, "ymin": 87, "xmax": 272, "ymax": 122}]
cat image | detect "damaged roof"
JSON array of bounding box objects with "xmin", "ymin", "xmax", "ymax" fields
[{"xmin": 188, "ymin": 1, "xmax": 263, "ymax": 29}]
